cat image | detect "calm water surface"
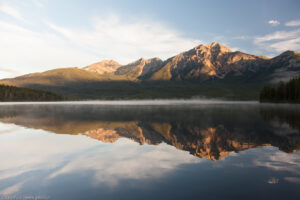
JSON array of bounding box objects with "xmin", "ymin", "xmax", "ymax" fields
[{"xmin": 0, "ymin": 100, "xmax": 300, "ymax": 200}]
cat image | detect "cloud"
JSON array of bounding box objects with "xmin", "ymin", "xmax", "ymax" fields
[
  {"xmin": 31, "ymin": 0, "xmax": 44, "ymax": 8},
  {"xmin": 285, "ymin": 20, "xmax": 300, "ymax": 27},
  {"xmin": 233, "ymin": 35, "xmax": 251, "ymax": 40},
  {"xmin": 0, "ymin": 20, "xmax": 98, "ymax": 76},
  {"xmin": 46, "ymin": 14, "xmax": 201, "ymax": 64},
  {"xmin": 0, "ymin": 4, "xmax": 25, "ymax": 22},
  {"xmin": 0, "ymin": 14, "xmax": 201, "ymax": 78},
  {"xmin": 268, "ymin": 37, "xmax": 300, "ymax": 52},
  {"xmin": 254, "ymin": 28, "xmax": 300, "ymax": 52},
  {"xmin": 0, "ymin": 123, "xmax": 20, "ymax": 134},
  {"xmin": 0, "ymin": 181, "xmax": 24, "ymax": 195},
  {"xmin": 0, "ymin": 67, "xmax": 21, "ymax": 78},
  {"xmin": 46, "ymin": 140, "xmax": 200, "ymax": 187},
  {"xmin": 267, "ymin": 177, "xmax": 279, "ymax": 184},
  {"xmin": 254, "ymin": 150, "xmax": 300, "ymax": 175},
  {"xmin": 0, "ymin": 124, "xmax": 199, "ymax": 190},
  {"xmin": 268, "ymin": 20, "xmax": 280, "ymax": 26},
  {"xmin": 255, "ymin": 29, "xmax": 300, "ymax": 42},
  {"xmin": 284, "ymin": 177, "xmax": 300, "ymax": 184}
]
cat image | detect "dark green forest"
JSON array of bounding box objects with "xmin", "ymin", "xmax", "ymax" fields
[
  {"xmin": 0, "ymin": 84, "xmax": 64, "ymax": 101},
  {"xmin": 260, "ymin": 76, "xmax": 300, "ymax": 103}
]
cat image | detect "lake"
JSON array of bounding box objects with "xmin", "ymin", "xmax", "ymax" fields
[{"xmin": 0, "ymin": 100, "xmax": 300, "ymax": 200}]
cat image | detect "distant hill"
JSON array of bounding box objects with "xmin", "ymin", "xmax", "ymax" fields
[
  {"xmin": 1, "ymin": 42, "xmax": 300, "ymax": 100},
  {"xmin": 0, "ymin": 84, "xmax": 64, "ymax": 101}
]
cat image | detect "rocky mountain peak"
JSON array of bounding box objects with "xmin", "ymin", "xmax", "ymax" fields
[
  {"xmin": 278, "ymin": 50, "xmax": 297, "ymax": 57},
  {"xmin": 145, "ymin": 57, "xmax": 162, "ymax": 64},
  {"xmin": 190, "ymin": 42, "xmax": 232, "ymax": 59},
  {"xmin": 114, "ymin": 57, "xmax": 163, "ymax": 79},
  {"xmin": 83, "ymin": 59, "xmax": 121, "ymax": 74},
  {"xmin": 270, "ymin": 50, "xmax": 300, "ymax": 64},
  {"xmin": 137, "ymin": 57, "xmax": 145, "ymax": 62},
  {"xmin": 206, "ymin": 42, "xmax": 232, "ymax": 53},
  {"xmin": 136, "ymin": 57, "xmax": 162, "ymax": 64}
]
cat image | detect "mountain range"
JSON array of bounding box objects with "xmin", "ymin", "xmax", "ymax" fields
[{"xmin": 1, "ymin": 42, "xmax": 300, "ymax": 99}]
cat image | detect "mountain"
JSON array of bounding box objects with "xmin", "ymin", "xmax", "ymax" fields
[
  {"xmin": 0, "ymin": 42, "xmax": 299, "ymax": 99},
  {"xmin": 267, "ymin": 50, "xmax": 300, "ymax": 83},
  {"xmin": 83, "ymin": 60, "xmax": 121, "ymax": 74},
  {"xmin": 83, "ymin": 57, "xmax": 164, "ymax": 80},
  {"xmin": 149, "ymin": 42, "xmax": 270, "ymax": 81}
]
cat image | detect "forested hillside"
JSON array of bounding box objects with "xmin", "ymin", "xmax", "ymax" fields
[
  {"xmin": 0, "ymin": 85, "xmax": 64, "ymax": 101},
  {"xmin": 260, "ymin": 76, "xmax": 300, "ymax": 103}
]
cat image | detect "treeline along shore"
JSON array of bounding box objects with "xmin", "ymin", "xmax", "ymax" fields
[
  {"xmin": 260, "ymin": 76, "xmax": 300, "ymax": 103},
  {"xmin": 0, "ymin": 84, "xmax": 64, "ymax": 101}
]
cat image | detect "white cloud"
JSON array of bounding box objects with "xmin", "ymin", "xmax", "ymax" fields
[
  {"xmin": 267, "ymin": 177, "xmax": 279, "ymax": 184},
  {"xmin": 32, "ymin": 0, "xmax": 44, "ymax": 8},
  {"xmin": 0, "ymin": 3, "xmax": 25, "ymax": 22},
  {"xmin": 268, "ymin": 20, "xmax": 280, "ymax": 26},
  {"xmin": 284, "ymin": 177, "xmax": 300, "ymax": 184},
  {"xmin": 230, "ymin": 47, "xmax": 239, "ymax": 51},
  {"xmin": 254, "ymin": 150, "xmax": 300, "ymax": 175},
  {"xmin": 46, "ymin": 140, "xmax": 200, "ymax": 187},
  {"xmin": 0, "ymin": 181, "xmax": 24, "ymax": 195},
  {"xmin": 254, "ymin": 28, "xmax": 300, "ymax": 52},
  {"xmin": 255, "ymin": 29, "xmax": 300, "ymax": 43},
  {"xmin": 233, "ymin": 35, "xmax": 251, "ymax": 40},
  {"xmin": 268, "ymin": 37, "xmax": 300, "ymax": 52},
  {"xmin": 0, "ymin": 67, "xmax": 21, "ymax": 78},
  {"xmin": 285, "ymin": 20, "xmax": 300, "ymax": 27},
  {"xmin": 0, "ymin": 20, "xmax": 99, "ymax": 76},
  {"xmin": 0, "ymin": 124, "xmax": 200, "ymax": 190},
  {"xmin": 0, "ymin": 123, "xmax": 20, "ymax": 134},
  {"xmin": 46, "ymin": 14, "xmax": 201, "ymax": 64}
]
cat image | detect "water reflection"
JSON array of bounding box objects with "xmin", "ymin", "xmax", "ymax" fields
[
  {"xmin": 0, "ymin": 104, "xmax": 299, "ymax": 160},
  {"xmin": 0, "ymin": 103, "xmax": 300, "ymax": 199}
]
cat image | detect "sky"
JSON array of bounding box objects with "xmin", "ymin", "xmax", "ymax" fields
[{"xmin": 0, "ymin": 0, "xmax": 300, "ymax": 78}]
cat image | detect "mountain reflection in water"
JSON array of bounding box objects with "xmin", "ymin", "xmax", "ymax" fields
[{"xmin": 0, "ymin": 103, "xmax": 299, "ymax": 161}]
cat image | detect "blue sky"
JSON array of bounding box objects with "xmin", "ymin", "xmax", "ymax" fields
[{"xmin": 0, "ymin": 0, "xmax": 300, "ymax": 78}]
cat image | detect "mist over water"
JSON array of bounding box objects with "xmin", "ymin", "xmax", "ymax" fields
[
  {"xmin": 0, "ymin": 99, "xmax": 259, "ymax": 106},
  {"xmin": 0, "ymin": 101, "xmax": 300, "ymax": 200}
]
